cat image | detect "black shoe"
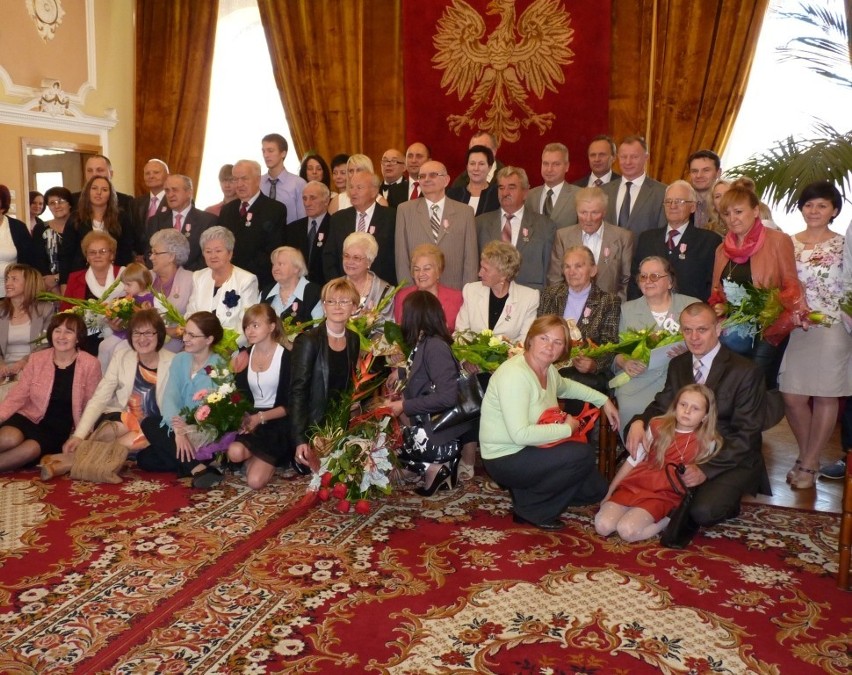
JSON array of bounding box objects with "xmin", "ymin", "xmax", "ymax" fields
[
  {"xmin": 512, "ymin": 513, "xmax": 565, "ymax": 531},
  {"xmin": 191, "ymin": 466, "xmax": 224, "ymax": 489},
  {"xmin": 415, "ymin": 464, "xmax": 453, "ymax": 497},
  {"xmin": 290, "ymin": 459, "xmax": 311, "ymax": 476}
]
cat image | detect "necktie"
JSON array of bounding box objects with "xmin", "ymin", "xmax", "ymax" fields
[
  {"xmin": 693, "ymin": 358, "xmax": 705, "ymax": 384},
  {"xmin": 667, "ymin": 230, "xmax": 677, "ymax": 251},
  {"xmin": 543, "ymin": 189, "xmax": 554, "ymax": 217},
  {"xmin": 381, "ymin": 183, "xmax": 391, "ymax": 194},
  {"xmin": 268, "ymin": 177, "xmax": 278, "ymax": 200},
  {"xmin": 430, "ymin": 204, "xmax": 441, "ymax": 241},
  {"xmin": 501, "ymin": 213, "xmax": 513, "ymax": 243},
  {"xmin": 240, "ymin": 201, "xmax": 249, "ymax": 218},
  {"xmin": 594, "ymin": 178, "xmax": 603, "ymax": 187},
  {"xmin": 173, "ymin": 213, "xmax": 182, "ymax": 231},
  {"xmin": 618, "ymin": 181, "xmax": 633, "ymax": 227},
  {"xmin": 147, "ymin": 196, "xmax": 158, "ymax": 219},
  {"xmin": 694, "ymin": 200, "xmax": 706, "ymax": 229},
  {"xmin": 411, "ymin": 181, "xmax": 420, "ymax": 200},
  {"xmin": 357, "ymin": 212, "xmax": 367, "ymax": 232},
  {"xmin": 307, "ymin": 219, "xmax": 318, "ymax": 264}
]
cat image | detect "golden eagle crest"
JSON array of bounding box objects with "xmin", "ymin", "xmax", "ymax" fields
[{"xmin": 432, "ymin": 0, "xmax": 574, "ymax": 143}]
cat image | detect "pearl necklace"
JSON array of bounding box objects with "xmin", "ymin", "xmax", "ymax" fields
[{"xmin": 326, "ymin": 324, "xmax": 346, "ymax": 339}]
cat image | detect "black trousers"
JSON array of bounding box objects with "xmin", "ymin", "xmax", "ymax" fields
[
  {"xmin": 484, "ymin": 442, "xmax": 607, "ymax": 524},
  {"xmin": 137, "ymin": 416, "xmax": 202, "ymax": 476},
  {"xmin": 689, "ymin": 461, "xmax": 763, "ymax": 526}
]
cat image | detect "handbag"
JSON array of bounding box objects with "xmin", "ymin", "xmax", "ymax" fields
[
  {"xmin": 429, "ymin": 368, "xmax": 485, "ymax": 434},
  {"xmin": 536, "ymin": 403, "xmax": 600, "ymax": 447},
  {"xmin": 659, "ymin": 462, "xmax": 698, "ymax": 549}
]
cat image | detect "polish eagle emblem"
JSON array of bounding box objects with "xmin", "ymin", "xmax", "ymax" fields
[{"xmin": 433, "ymin": 0, "xmax": 574, "ymax": 143}]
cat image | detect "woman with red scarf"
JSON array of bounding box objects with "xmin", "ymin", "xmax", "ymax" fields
[{"xmin": 707, "ymin": 179, "xmax": 805, "ymax": 390}]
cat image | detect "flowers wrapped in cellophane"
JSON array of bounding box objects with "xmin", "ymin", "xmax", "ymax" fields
[{"xmin": 450, "ymin": 329, "xmax": 524, "ymax": 372}]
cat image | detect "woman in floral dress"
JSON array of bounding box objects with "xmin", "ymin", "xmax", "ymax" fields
[{"xmin": 778, "ymin": 181, "xmax": 851, "ymax": 490}]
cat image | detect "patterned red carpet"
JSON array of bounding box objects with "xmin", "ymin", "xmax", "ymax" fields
[{"xmin": 0, "ymin": 468, "xmax": 848, "ymax": 674}]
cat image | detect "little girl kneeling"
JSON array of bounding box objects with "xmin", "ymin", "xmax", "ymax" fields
[{"xmin": 595, "ymin": 384, "xmax": 721, "ymax": 543}]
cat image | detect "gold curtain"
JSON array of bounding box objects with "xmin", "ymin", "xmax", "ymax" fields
[
  {"xmin": 256, "ymin": 0, "xmax": 404, "ymax": 163},
  {"xmin": 610, "ymin": 0, "xmax": 770, "ymax": 184},
  {"xmin": 134, "ymin": 0, "xmax": 219, "ymax": 193}
]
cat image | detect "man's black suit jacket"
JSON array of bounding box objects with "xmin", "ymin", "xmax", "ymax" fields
[
  {"xmin": 220, "ymin": 193, "xmax": 286, "ymax": 288},
  {"xmin": 322, "ymin": 205, "xmax": 397, "ymax": 285},
  {"xmin": 385, "ymin": 179, "xmax": 410, "ymax": 208},
  {"xmin": 571, "ymin": 171, "xmax": 621, "ymax": 188},
  {"xmin": 282, "ymin": 213, "xmax": 331, "ymax": 285},
  {"xmin": 628, "ymin": 224, "xmax": 722, "ymax": 301},
  {"xmin": 146, "ymin": 207, "xmax": 218, "ymax": 271},
  {"xmin": 131, "ymin": 194, "xmax": 166, "ymax": 256}
]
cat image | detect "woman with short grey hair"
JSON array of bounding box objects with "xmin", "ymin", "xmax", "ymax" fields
[
  {"xmin": 149, "ymin": 229, "xmax": 194, "ymax": 352},
  {"xmin": 261, "ymin": 246, "xmax": 323, "ymax": 328}
]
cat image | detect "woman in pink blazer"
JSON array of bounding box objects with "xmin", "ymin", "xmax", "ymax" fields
[{"xmin": 0, "ymin": 313, "xmax": 101, "ymax": 471}]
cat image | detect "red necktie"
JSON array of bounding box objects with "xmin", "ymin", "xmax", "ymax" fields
[
  {"xmin": 667, "ymin": 230, "xmax": 677, "ymax": 251},
  {"xmin": 240, "ymin": 201, "xmax": 248, "ymax": 218},
  {"xmin": 174, "ymin": 213, "xmax": 182, "ymax": 231},
  {"xmin": 410, "ymin": 181, "xmax": 420, "ymax": 200}
]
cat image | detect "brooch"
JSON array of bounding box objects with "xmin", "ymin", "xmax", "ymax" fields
[
  {"xmin": 223, "ymin": 289, "xmax": 240, "ymax": 317},
  {"xmin": 245, "ymin": 212, "xmax": 253, "ymax": 228},
  {"xmin": 679, "ymin": 243, "xmax": 687, "ymax": 260}
]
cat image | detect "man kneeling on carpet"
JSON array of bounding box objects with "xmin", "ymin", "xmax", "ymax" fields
[{"xmin": 624, "ymin": 302, "xmax": 769, "ymax": 542}]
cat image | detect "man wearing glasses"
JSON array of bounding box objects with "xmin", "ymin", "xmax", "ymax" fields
[
  {"xmin": 379, "ymin": 149, "xmax": 407, "ymax": 205},
  {"xmin": 628, "ymin": 180, "xmax": 722, "ymax": 301}
]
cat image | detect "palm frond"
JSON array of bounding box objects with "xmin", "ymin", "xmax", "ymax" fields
[
  {"xmin": 727, "ymin": 122, "xmax": 852, "ymax": 213},
  {"xmin": 775, "ymin": 2, "xmax": 852, "ymax": 86}
]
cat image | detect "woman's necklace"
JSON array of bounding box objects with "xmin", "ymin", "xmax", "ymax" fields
[
  {"xmin": 725, "ymin": 260, "xmax": 739, "ymax": 280},
  {"xmin": 675, "ymin": 428, "xmax": 694, "ymax": 463},
  {"xmin": 326, "ymin": 324, "xmax": 346, "ymax": 339}
]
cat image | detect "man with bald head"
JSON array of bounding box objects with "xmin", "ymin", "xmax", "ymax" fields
[
  {"xmin": 380, "ymin": 148, "xmax": 407, "ymax": 205},
  {"xmin": 283, "ymin": 181, "xmax": 333, "ymax": 285},
  {"xmin": 395, "ymin": 159, "xmax": 478, "ymax": 290},
  {"xmin": 132, "ymin": 158, "xmax": 169, "ymax": 259},
  {"xmin": 144, "ymin": 174, "xmax": 216, "ymax": 270},
  {"xmin": 324, "ymin": 171, "xmax": 397, "ymax": 284},
  {"xmin": 219, "ymin": 159, "xmax": 287, "ymax": 287},
  {"xmin": 451, "ymin": 130, "xmax": 504, "ymax": 189},
  {"xmin": 387, "ymin": 142, "xmax": 431, "ymax": 207}
]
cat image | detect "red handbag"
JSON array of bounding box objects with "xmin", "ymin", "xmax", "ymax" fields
[{"xmin": 537, "ymin": 403, "xmax": 600, "ymax": 447}]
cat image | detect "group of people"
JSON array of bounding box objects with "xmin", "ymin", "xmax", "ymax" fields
[{"xmin": 0, "ymin": 128, "xmax": 849, "ymax": 540}]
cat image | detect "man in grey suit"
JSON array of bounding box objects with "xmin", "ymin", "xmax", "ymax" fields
[
  {"xmin": 476, "ymin": 167, "xmax": 556, "ymax": 291},
  {"xmin": 525, "ymin": 142, "xmax": 579, "ymax": 229},
  {"xmin": 602, "ymin": 135, "xmax": 667, "ymax": 237},
  {"xmin": 547, "ymin": 186, "xmax": 633, "ymax": 300},
  {"xmin": 395, "ymin": 160, "xmax": 478, "ymax": 290},
  {"xmin": 572, "ymin": 135, "xmax": 621, "ymax": 187}
]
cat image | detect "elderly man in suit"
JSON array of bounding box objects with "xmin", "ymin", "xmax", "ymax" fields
[
  {"xmin": 132, "ymin": 158, "xmax": 169, "ymax": 259},
  {"xmin": 450, "ymin": 130, "xmax": 504, "ymax": 189},
  {"xmin": 525, "ymin": 142, "xmax": 579, "ymax": 230},
  {"xmin": 220, "ymin": 159, "xmax": 287, "ymax": 288},
  {"xmin": 476, "ymin": 166, "xmax": 555, "ymax": 291},
  {"xmin": 395, "ymin": 160, "xmax": 478, "ymax": 290},
  {"xmin": 602, "ymin": 136, "xmax": 667, "ymax": 237},
  {"xmin": 283, "ymin": 180, "xmax": 332, "ymax": 285},
  {"xmin": 626, "ymin": 302, "xmax": 769, "ymax": 535},
  {"xmin": 547, "ymin": 186, "xmax": 633, "ymax": 300},
  {"xmin": 145, "ymin": 174, "xmax": 216, "ymax": 270},
  {"xmin": 573, "ymin": 135, "xmax": 620, "ymax": 187},
  {"xmin": 324, "ymin": 171, "xmax": 396, "ymax": 284},
  {"xmin": 628, "ymin": 180, "xmax": 722, "ymax": 301},
  {"xmin": 380, "ymin": 149, "xmax": 407, "ymax": 204},
  {"xmin": 260, "ymin": 133, "xmax": 306, "ymax": 224}
]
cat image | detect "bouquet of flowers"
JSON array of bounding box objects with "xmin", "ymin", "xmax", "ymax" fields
[
  {"xmin": 39, "ymin": 277, "xmax": 124, "ymax": 334},
  {"xmin": 103, "ymin": 296, "xmax": 141, "ymax": 325},
  {"xmin": 451, "ymin": 329, "xmax": 523, "ymax": 372},
  {"xmin": 151, "ymin": 289, "xmax": 242, "ymax": 361},
  {"xmin": 280, "ymin": 315, "xmax": 323, "ymax": 344},
  {"xmin": 179, "ymin": 365, "xmax": 253, "ymax": 460},
  {"xmin": 348, "ymin": 280, "xmax": 407, "ymax": 350}
]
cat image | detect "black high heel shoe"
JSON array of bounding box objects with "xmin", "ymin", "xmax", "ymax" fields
[{"xmin": 415, "ymin": 464, "xmax": 453, "ymax": 497}]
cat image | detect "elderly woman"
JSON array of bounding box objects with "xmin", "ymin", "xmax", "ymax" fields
[
  {"xmin": 0, "ymin": 313, "xmax": 100, "ymax": 472},
  {"xmin": 33, "ymin": 186, "xmax": 74, "ymax": 293},
  {"xmin": 291, "ymin": 279, "xmax": 361, "ymax": 473},
  {"xmin": 63, "ymin": 231, "xmax": 126, "ymax": 356},
  {"xmin": 0, "ymin": 265, "xmax": 53, "ymax": 384},
  {"xmin": 148, "ymin": 228, "xmax": 194, "ymax": 351},
  {"xmin": 446, "ymin": 145, "xmax": 500, "ymax": 216},
  {"xmin": 60, "ymin": 176, "xmax": 134, "ymax": 284},
  {"xmin": 456, "ymin": 241, "xmax": 539, "ymax": 343},
  {"xmin": 204, "ymin": 164, "xmax": 237, "ymax": 217},
  {"xmin": 341, "ymin": 231, "xmax": 394, "ymax": 325},
  {"xmin": 0, "ymin": 185, "xmax": 36, "ymax": 296},
  {"xmin": 261, "ymin": 246, "xmax": 323, "ymax": 325},
  {"xmin": 480, "ymin": 315, "xmax": 619, "ymax": 530},
  {"xmin": 708, "ymin": 178, "xmax": 805, "ymax": 390},
  {"xmin": 539, "ymin": 245, "xmax": 620, "ymax": 390},
  {"xmin": 186, "ymin": 225, "xmax": 259, "ymax": 342},
  {"xmin": 778, "ymin": 182, "xmax": 852, "ymax": 489},
  {"xmin": 394, "ymin": 244, "xmax": 463, "ymax": 331},
  {"xmin": 137, "ymin": 311, "xmax": 227, "ymax": 487},
  {"xmin": 613, "ymin": 256, "xmax": 697, "ymax": 433},
  {"xmin": 299, "ymin": 153, "xmax": 332, "ymax": 190},
  {"xmin": 328, "ymin": 154, "xmax": 389, "ymax": 214}
]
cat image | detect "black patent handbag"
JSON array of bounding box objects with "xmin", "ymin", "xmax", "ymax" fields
[
  {"xmin": 429, "ymin": 368, "xmax": 485, "ymax": 434},
  {"xmin": 659, "ymin": 462, "xmax": 697, "ymax": 549}
]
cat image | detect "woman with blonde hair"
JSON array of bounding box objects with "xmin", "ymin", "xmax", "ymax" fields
[
  {"xmin": 394, "ymin": 243, "xmax": 463, "ymax": 331},
  {"xmin": 328, "ymin": 154, "xmax": 389, "ymax": 214},
  {"xmin": 0, "ymin": 264, "xmax": 52, "ymax": 383}
]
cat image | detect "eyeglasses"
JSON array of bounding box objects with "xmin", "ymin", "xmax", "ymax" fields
[
  {"xmin": 637, "ymin": 273, "xmax": 668, "ymax": 282},
  {"xmin": 323, "ymin": 299, "xmax": 353, "ymax": 307},
  {"xmin": 663, "ymin": 198, "xmax": 695, "ymax": 207},
  {"xmin": 86, "ymin": 248, "xmax": 111, "ymax": 256},
  {"xmin": 149, "ymin": 250, "xmax": 170, "ymax": 257},
  {"xmin": 132, "ymin": 330, "xmax": 157, "ymax": 338},
  {"xmin": 47, "ymin": 199, "xmax": 68, "ymax": 207},
  {"xmin": 381, "ymin": 158, "xmax": 403, "ymax": 165},
  {"xmin": 419, "ymin": 171, "xmax": 447, "ymax": 180},
  {"xmin": 342, "ymin": 253, "xmax": 367, "ymax": 263},
  {"xmin": 184, "ymin": 331, "xmax": 205, "ymax": 339}
]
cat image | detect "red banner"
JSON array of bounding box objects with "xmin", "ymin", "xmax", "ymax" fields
[{"xmin": 403, "ymin": 0, "xmax": 612, "ymax": 183}]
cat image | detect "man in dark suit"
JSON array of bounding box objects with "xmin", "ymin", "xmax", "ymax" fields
[
  {"xmin": 380, "ymin": 148, "xmax": 407, "ymax": 205},
  {"xmin": 627, "ymin": 302, "xmax": 768, "ymax": 532},
  {"xmin": 602, "ymin": 136, "xmax": 667, "ymax": 237},
  {"xmin": 450, "ymin": 131, "xmax": 504, "ymax": 189},
  {"xmin": 283, "ymin": 180, "xmax": 332, "ymax": 285},
  {"xmin": 324, "ymin": 172, "xmax": 397, "ymax": 284},
  {"xmin": 220, "ymin": 159, "xmax": 286, "ymax": 288},
  {"xmin": 572, "ymin": 135, "xmax": 621, "ymax": 187},
  {"xmin": 628, "ymin": 180, "xmax": 722, "ymax": 301},
  {"xmin": 687, "ymin": 149, "xmax": 722, "ymax": 230},
  {"xmin": 132, "ymin": 158, "xmax": 169, "ymax": 260},
  {"xmin": 387, "ymin": 141, "xmax": 431, "ymax": 207},
  {"xmin": 525, "ymin": 142, "xmax": 579, "ymax": 229},
  {"xmin": 476, "ymin": 166, "xmax": 555, "ymax": 291},
  {"xmin": 145, "ymin": 174, "xmax": 217, "ymax": 270}
]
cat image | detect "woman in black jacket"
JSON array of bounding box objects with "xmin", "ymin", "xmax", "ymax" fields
[{"xmin": 290, "ymin": 278, "xmax": 360, "ymax": 472}]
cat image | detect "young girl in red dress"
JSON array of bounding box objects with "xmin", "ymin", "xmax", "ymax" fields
[{"xmin": 595, "ymin": 384, "xmax": 721, "ymax": 542}]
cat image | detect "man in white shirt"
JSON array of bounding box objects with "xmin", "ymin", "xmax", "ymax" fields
[
  {"xmin": 602, "ymin": 135, "xmax": 667, "ymax": 237},
  {"xmin": 380, "ymin": 148, "xmax": 407, "ymax": 203},
  {"xmin": 525, "ymin": 142, "xmax": 579, "ymax": 229},
  {"xmin": 260, "ymin": 133, "xmax": 307, "ymax": 224}
]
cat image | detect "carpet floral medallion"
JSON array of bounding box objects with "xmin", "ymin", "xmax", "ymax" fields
[{"xmin": 0, "ymin": 470, "xmax": 848, "ymax": 674}]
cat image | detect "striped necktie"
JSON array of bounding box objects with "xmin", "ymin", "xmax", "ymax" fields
[
  {"xmin": 693, "ymin": 358, "xmax": 705, "ymax": 384},
  {"xmin": 430, "ymin": 204, "xmax": 441, "ymax": 241},
  {"xmin": 357, "ymin": 212, "xmax": 367, "ymax": 232}
]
